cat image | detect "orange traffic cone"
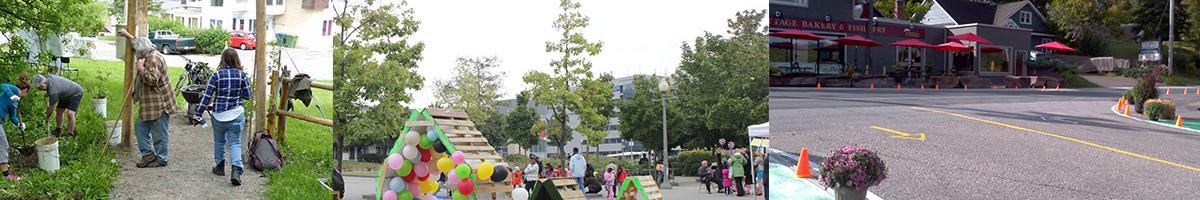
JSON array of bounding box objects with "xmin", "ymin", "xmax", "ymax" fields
[
  {"xmin": 921, "ymin": 84, "xmax": 926, "ymax": 92},
  {"xmin": 1056, "ymin": 84, "xmax": 1061, "ymax": 91},
  {"xmin": 1186, "ymin": 88, "xmax": 1190, "ymax": 95},
  {"xmin": 1195, "ymin": 88, "xmax": 1198, "ymax": 96},
  {"xmin": 1042, "ymin": 85, "xmax": 1047, "ymax": 91},
  {"xmin": 963, "ymin": 84, "xmax": 968, "ymax": 91},
  {"xmin": 1116, "ymin": 97, "xmax": 1125, "ymax": 108},
  {"xmin": 897, "ymin": 84, "xmax": 902, "ymax": 91},
  {"xmin": 1177, "ymin": 115, "xmax": 1184, "ymax": 127},
  {"xmin": 870, "ymin": 83, "xmax": 875, "ymax": 91},
  {"xmin": 796, "ymin": 148, "xmax": 813, "ymax": 178},
  {"xmin": 1166, "ymin": 88, "xmax": 1171, "ymax": 97},
  {"xmin": 935, "ymin": 84, "xmax": 940, "ymax": 91},
  {"xmin": 1124, "ymin": 104, "xmax": 1131, "ymax": 116},
  {"xmin": 816, "ymin": 82, "xmax": 822, "ymax": 90}
]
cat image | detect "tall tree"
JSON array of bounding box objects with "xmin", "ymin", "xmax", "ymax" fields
[
  {"xmin": 873, "ymin": 0, "xmax": 931, "ymax": 23},
  {"xmin": 432, "ymin": 56, "xmax": 506, "ymax": 148},
  {"xmin": 1132, "ymin": 0, "xmax": 1188, "ymax": 41},
  {"xmin": 672, "ymin": 10, "xmax": 769, "ymax": 148},
  {"xmin": 502, "ymin": 91, "xmax": 541, "ymax": 156},
  {"xmin": 333, "ymin": 0, "xmax": 425, "ymax": 145},
  {"xmin": 523, "ymin": 0, "xmax": 612, "ymax": 160},
  {"xmin": 616, "ymin": 75, "xmax": 688, "ymax": 151}
]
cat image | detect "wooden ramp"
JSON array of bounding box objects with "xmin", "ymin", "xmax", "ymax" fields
[
  {"xmin": 374, "ymin": 108, "xmax": 512, "ymax": 200},
  {"xmin": 530, "ymin": 177, "xmax": 586, "ymax": 200},
  {"xmin": 617, "ymin": 176, "xmax": 663, "ymax": 200}
]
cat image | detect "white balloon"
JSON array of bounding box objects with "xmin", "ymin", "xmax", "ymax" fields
[
  {"xmin": 511, "ymin": 188, "xmax": 530, "ymax": 200},
  {"xmin": 402, "ymin": 145, "xmax": 420, "ymax": 161},
  {"xmin": 405, "ymin": 131, "xmax": 421, "ymax": 145},
  {"xmin": 465, "ymin": 160, "xmax": 482, "ymax": 168},
  {"xmin": 389, "ymin": 177, "xmax": 406, "ymax": 192}
]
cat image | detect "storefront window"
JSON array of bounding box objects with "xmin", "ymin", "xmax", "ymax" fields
[
  {"xmin": 980, "ymin": 47, "xmax": 1010, "ymax": 74},
  {"xmin": 769, "ymin": 35, "xmax": 845, "ymax": 75},
  {"xmin": 896, "ymin": 47, "xmax": 924, "ymax": 67}
]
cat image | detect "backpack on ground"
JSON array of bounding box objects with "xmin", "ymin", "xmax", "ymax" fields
[{"xmin": 250, "ymin": 130, "xmax": 284, "ymax": 171}]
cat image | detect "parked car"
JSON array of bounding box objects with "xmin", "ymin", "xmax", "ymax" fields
[
  {"xmin": 229, "ymin": 31, "xmax": 257, "ymax": 50},
  {"xmin": 149, "ymin": 30, "xmax": 196, "ymax": 54}
]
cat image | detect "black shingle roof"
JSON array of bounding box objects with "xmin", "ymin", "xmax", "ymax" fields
[{"xmin": 936, "ymin": 0, "xmax": 998, "ymax": 25}]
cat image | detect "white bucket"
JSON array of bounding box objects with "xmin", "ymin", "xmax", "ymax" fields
[
  {"xmin": 91, "ymin": 97, "xmax": 107, "ymax": 118},
  {"xmin": 108, "ymin": 121, "xmax": 122, "ymax": 146},
  {"xmin": 35, "ymin": 137, "xmax": 60, "ymax": 172}
]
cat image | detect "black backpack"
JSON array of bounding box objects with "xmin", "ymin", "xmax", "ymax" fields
[{"xmin": 250, "ymin": 130, "xmax": 284, "ymax": 171}]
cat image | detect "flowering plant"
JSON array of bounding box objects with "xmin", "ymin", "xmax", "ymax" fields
[{"xmin": 818, "ymin": 145, "xmax": 888, "ymax": 190}]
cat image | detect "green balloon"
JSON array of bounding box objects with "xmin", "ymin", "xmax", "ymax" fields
[
  {"xmin": 398, "ymin": 160, "xmax": 413, "ymax": 176},
  {"xmin": 456, "ymin": 163, "xmax": 471, "ymax": 178},
  {"xmin": 398, "ymin": 191, "xmax": 413, "ymax": 200},
  {"xmin": 452, "ymin": 190, "xmax": 466, "ymax": 200},
  {"xmin": 418, "ymin": 135, "xmax": 433, "ymax": 149}
]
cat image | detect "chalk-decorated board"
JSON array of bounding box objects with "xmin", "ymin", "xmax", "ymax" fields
[
  {"xmin": 373, "ymin": 108, "xmax": 512, "ymax": 200},
  {"xmin": 616, "ymin": 176, "xmax": 664, "ymax": 200}
]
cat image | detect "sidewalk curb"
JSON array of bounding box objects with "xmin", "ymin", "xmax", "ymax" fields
[{"xmin": 1109, "ymin": 105, "xmax": 1200, "ymax": 134}]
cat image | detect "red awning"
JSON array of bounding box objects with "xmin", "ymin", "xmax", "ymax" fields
[
  {"xmin": 933, "ymin": 42, "xmax": 972, "ymax": 52},
  {"xmin": 769, "ymin": 30, "xmax": 824, "ymax": 40},
  {"xmin": 1035, "ymin": 41, "xmax": 1077, "ymax": 53},
  {"xmin": 947, "ymin": 33, "xmax": 994, "ymax": 45},
  {"xmin": 832, "ymin": 35, "xmax": 881, "ymax": 47},
  {"xmin": 889, "ymin": 39, "xmax": 935, "ymax": 48}
]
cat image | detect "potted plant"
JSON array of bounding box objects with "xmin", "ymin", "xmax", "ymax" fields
[
  {"xmin": 1143, "ymin": 99, "xmax": 1176, "ymax": 121},
  {"xmin": 819, "ymin": 145, "xmax": 888, "ymax": 200},
  {"xmin": 1124, "ymin": 72, "xmax": 1158, "ymax": 114},
  {"xmin": 90, "ymin": 72, "xmax": 111, "ymax": 118}
]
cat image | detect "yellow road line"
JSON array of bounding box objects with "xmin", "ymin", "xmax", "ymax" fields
[
  {"xmin": 870, "ymin": 125, "xmax": 926, "ymax": 140},
  {"xmin": 870, "ymin": 125, "xmax": 912, "ymax": 137},
  {"xmin": 912, "ymin": 107, "xmax": 1200, "ymax": 172}
]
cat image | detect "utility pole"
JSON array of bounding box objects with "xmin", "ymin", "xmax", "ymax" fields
[
  {"xmin": 254, "ymin": 0, "xmax": 268, "ymax": 135},
  {"xmin": 1170, "ymin": 0, "xmax": 1175, "ymax": 74}
]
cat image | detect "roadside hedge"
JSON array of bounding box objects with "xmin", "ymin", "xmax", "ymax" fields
[
  {"xmin": 672, "ymin": 149, "xmax": 722, "ymax": 176},
  {"xmin": 147, "ymin": 17, "xmax": 229, "ymax": 54}
]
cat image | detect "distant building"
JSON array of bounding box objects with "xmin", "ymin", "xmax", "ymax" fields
[
  {"xmin": 159, "ymin": 0, "xmax": 333, "ymax": 49},
  {"xmin": 497, "ymin": 75, "xmax": 648, "ymax": 158}
]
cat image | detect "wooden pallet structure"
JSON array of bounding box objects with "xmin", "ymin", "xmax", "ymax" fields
[
  {"xmin": 374, "ymin": 108, "xmax": 512, "ymax": 199},
  {"xmin": 529, "ymin": 177, "xmax": 587, "ymax": 200},
  {"xmin": 617, "ymin": 176, "xmax": 664, "ymax": 200}
]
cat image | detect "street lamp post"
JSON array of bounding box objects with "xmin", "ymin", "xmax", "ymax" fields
[{"xmin": 657, "ymin": 79, "xmax": 675, "ymax": 189}]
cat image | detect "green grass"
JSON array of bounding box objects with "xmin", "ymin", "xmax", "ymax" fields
[
  {"xmin": 1163, "ymin": 71, "xmax": 1200, "ymax": 86},
  {"xmin": 1062, "ymin": 69, "xmax": 1100, "ymax": 88},
  {"xmin": 19, "ymin": 59, "xmax": 332, "ymax": 199},
  {"xmin": 1103, "ymin": 39, "xmax": 1139, "ymax": 60}
]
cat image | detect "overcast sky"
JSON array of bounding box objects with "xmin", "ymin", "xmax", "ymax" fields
[{"xmin": 402, "ymin": 0, "xmax": 763, "ymax": 108}]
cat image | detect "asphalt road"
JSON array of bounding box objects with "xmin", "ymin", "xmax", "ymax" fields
[{"xmin": 769, "ymin": 87, "xmax": 1200, "ymax": 199}]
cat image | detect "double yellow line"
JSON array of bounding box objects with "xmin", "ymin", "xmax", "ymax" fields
[{"xmin": 912, "ymin": 107, "xmax": 1200, "ymax": 173}]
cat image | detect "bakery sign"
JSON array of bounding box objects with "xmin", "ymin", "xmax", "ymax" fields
[{"xmin": 770, "ymin": 17, "xmax": 925, "ymax": 38}]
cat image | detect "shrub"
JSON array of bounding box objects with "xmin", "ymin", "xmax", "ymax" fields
[
  {"xmin": 672, "ymin": 149, "xmax": 722, "ymax": 176},
  {"xmin": 1124, "ymin": 72, "xmax": 1158, "ymax": 105},
  {"xmin": 192, "ymin": 28, "xmax": 230, "ymax": 54},
  {"xmin": 1143, "ymin": 99, "xmax": 1176, "ymax": 121}
]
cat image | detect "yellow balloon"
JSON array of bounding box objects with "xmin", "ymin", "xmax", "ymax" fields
[
  {"xmin": 477, "ymin": 162, "xmax": 495, "ymax": 180},
  {"xmin": 437, "ymin": 157, "xmax": 455, "ymax": 173},
  {"xmin": 420, "ymin": 179, "xmax": 438, "ymax": 193}
]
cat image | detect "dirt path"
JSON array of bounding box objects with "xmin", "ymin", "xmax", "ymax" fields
[{"xmin": 108, "ymin": 112, "xmax": 267, "ymax": 200}]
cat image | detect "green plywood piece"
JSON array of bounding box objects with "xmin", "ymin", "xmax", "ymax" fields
[
  {"xmin": 528, "ymin": 180, "xmax": 566, "ymax": 200},
  {"xmin": 616, "ymin": 177, "xmax": 652, "ymax": 200}
]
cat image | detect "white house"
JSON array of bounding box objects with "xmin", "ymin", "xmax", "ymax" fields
[{"xmin": 159, "ymin": 0, "xmax": 333, "ymax": 49}]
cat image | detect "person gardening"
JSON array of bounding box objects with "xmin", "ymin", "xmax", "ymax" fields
[
  {"xmin": 0, "ymin": 82, "xmax": 29, "ymax": 181},
  {"xmin": 119, "ymin": 29, "xmax": 175, "ymax": 168},
  {"xmin": 26, "ymin": 74, "xmax": 83, "ymax": 137},
  {"xmin": 195, "ymin": 48, "xmax": 253, "ymax": 186}
]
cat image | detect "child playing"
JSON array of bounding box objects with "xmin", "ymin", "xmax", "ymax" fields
[
  {"xmin": 604, "ymin": 168, "xmax": 615, "ymax": 200},
  {"xmin": 1, "ymin": 81, "xmax": 30, "ymax": 181},
  {"xmin": 722, "ymin": 166, "xmax": 732, "ymax": 195}
]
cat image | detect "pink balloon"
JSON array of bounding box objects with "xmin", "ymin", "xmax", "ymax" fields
[
  {"xmin": 414, "ymin": 163, "xmax": 429, "ymax": 177},
  {"xmin": 447, "ymin": 172, "xmax": 461, "ymax": 185},
  {"xmin": 451, "ymin": 151, "xmax": 466, "ymax": 164},
  {"xmin": 407, "ymin": 181, "xmax": 422, "ymax": 193},
  {"xmin": 387, "ymin": 153, "xmax": 404, "ymax": 170},
  {"xmin": 382, "ymin": 190, "xmax": 397, "ymax": 200}
]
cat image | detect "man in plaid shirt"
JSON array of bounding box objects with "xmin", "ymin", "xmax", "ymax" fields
[{"xmin": 120, "ymin": 29, "xmax": 176, "ymax": 168}]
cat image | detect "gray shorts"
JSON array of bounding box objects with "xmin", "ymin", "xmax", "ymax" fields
[
  {"xmin": 52, "ymin": 93, "xmax": 82, "ymax": 112},
  {"xmin": 0, "ymin": 126, "xmax": 8, "ymax": 164}
]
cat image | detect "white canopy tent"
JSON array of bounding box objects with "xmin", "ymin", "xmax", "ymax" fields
[{"xmin": 747, "ymin": 122, "xmax": 768, "ymax": 200}]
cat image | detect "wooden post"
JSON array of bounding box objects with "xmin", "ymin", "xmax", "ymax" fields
[
  {"xmin": 253, "ymin": 0, "xmax": 269, "ymax": 134},
  {"xmin": 266, "ymin": 70, "xmax": 279, "ymax": 135},
  {"xmin": 276, "ymin": 75, "xmax": 289, "ymax": 146},
  {"xmin": 119, "ymin": 0, "xmax": 145, "ymax": 149}
]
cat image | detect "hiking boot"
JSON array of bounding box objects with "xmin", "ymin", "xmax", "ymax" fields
[
  {"xmin": 212, "ymin": 160, "xmax": 226, "ymax": 176},
  {"xmin": 136, "ymin": 154, "xmax": 157, "ymax": 168},
  {"xmin": 66, "ymin": 130, "xmax": 76, "ymax": 137},
  {"xmin": 3, "ymin": 173, "xmax": 20, "ymax": 181},
  {"xmin": 52, "ymin": 128, "xmax": 61, "ymax": 137},
  {"xmin": 231, "ymin": 166, "xmax": 243, "ymax": 186}
]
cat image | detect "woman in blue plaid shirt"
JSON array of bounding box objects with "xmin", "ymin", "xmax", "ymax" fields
[{"xmin": 196, "ymin": 48, "xmax": 253, "ymax": 186}]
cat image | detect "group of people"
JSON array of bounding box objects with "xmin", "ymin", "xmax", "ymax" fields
[
  {"xmin": 511, "ymin": 148, "xmax": 644, "ymax": 199},
  {"xmin": 696, "ymin": 138, "xmax": 763, "ymax": 197},
  {"xmin": 0, "ymin": 72, "xmax": 85, "ymax": 181}
]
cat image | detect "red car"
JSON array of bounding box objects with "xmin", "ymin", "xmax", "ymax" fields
[{"xmin": 229, "ymin": 31, "xmax": 256, "ymax": 50}]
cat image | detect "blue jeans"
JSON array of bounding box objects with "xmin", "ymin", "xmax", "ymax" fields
[
  {"xmin": 575, "ymin": 177, "xmax": 585, "ymax": 189},
  {"xmin": 135, "ymin": 113, "xmax": 170, "ymax": 164},
  {"xmin": 212, "ymin": 114, "xmax": 245, "ymax": 168}
]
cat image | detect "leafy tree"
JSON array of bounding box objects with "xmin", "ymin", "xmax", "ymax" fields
[
  {"xmin": 523, "ymin": 0, "xmax": 613, "ymax": 160},
  {"xmin": 0, "ymin": 0, "xmax": 106, "ymax": 70},
  {"xmin": 432, "ymin": 56, "xmax": 506, "ymax": 149},
  {"xmin": 333, "ymin": 0, "xmax": 425, "ymax": 146},
  {"xmin": 1132, "ymin": 0, "xmax": 1188, "ymax": 41},
  {"xmin": 671, "ymin": 10, "xmax": 769, "ymax": 148},
  {"xmin": 873, "ymin": 0, "xmax": 931, "ymax": 23},
  {"xmin": 502, "ymin": 92, "xmax": 540, "ymax": 156},
  {"xmin": 616, "ymin": 75, "xmax": 688, "ymax": 152}
]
